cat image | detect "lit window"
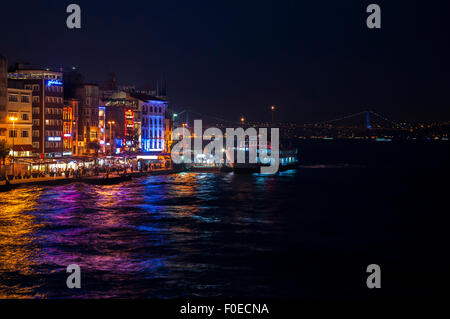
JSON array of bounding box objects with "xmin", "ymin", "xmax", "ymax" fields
[{"xmin": 8, "ymin": 94, "xmax": 18, "ymax": 102}]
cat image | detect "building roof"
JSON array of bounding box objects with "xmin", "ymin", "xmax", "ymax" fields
[
  {"xmin": 129, "ymin": 92, "xmax": 167, "ymax": 102},
  {"xmin": 8, "ymin": 69, "xmax": 63, "ymax": 79}
]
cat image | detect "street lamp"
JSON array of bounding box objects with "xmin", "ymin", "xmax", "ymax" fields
[
  {"xmin": 9, "ymin": 116, "xmax": 18, "ymax": 178},
  {"xmin": 108, "ymin": 121, "xmax": 115, "ymax": 156},
  {"xmin": 240, "ymin": 117, "xmax": 245, "ymax": 125},
  {"xmin": 270, "ymin": 105, "xmax": 275, "ymax": 124}
]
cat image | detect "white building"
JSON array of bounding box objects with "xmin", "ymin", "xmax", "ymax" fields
[{"xmin": 130, "ymin": 93, "xmax": 167, "ymax": 152}]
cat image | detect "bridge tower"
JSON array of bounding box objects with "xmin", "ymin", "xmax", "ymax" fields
[{"xmin": 366, "ymin": 111, "xmax": 371, "ymax": 129}]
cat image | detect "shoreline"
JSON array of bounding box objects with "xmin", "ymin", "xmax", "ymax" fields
[{"xmin": 0, "ymin": 168, "xmax": 178, "ymax": 192}]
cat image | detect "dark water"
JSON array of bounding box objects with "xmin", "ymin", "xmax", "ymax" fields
[{"xmin": 0, "ymin": 141, "xmax": 448, "ymax": 299}]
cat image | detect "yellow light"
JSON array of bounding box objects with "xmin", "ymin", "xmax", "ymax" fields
[
  {"xmin": 271, "ymin": 105, "xmax": 275, "ymax": 110},
  {"xmin": 9, "ymin": 117, "xmax": 18, "ymax": 121}
]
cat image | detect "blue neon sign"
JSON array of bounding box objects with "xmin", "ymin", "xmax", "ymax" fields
[
  {"xmin": 150, "ymin": 100, "xmax": 166, "ymax": 104},
  {"xmin": 47, "ymin": 79, "xmax": 63, "ymax": 86}
]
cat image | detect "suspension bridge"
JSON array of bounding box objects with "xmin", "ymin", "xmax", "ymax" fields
[{"xmin": 172, "ymin": 109, "xmax": 402, "ymax": 130}]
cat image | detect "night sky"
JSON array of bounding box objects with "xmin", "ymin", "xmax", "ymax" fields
[{"xmin": 1, "ymin": 0, "xmax": 449, "ymax": 123}]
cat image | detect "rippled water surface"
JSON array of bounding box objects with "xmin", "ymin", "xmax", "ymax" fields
[{"xmin": 0, "ymin": 167, "xmax": 448, "ymax": 299}]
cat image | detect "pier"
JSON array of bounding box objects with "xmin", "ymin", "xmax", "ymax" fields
[{"xmin": 0, "ymin": 167, "xmax": 178, "ymax": 191}]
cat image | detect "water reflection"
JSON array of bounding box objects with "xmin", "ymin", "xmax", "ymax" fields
[
  {"xmin": 0, "ymin": 188, "xmax": 43, "ymax": 298},
  {"xmin": 0, "ymin": 171, "xmax": 297, "ymax": 298}
]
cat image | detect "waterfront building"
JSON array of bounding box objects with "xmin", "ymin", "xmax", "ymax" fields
[
  {"xmin": 0, "ymin": 56, "xmax": 7, "ymax": 124},
  {"xmin": 102, "ymin": 91, "xmax": 140, "ymax": 154},
  {"xmin": 63, "ymin": 98, "xmax": 79, "ymax": 156},
  {"xmin": 164, "ymin": 108, "xmax": 174, "ymax": 153},
  {"xmin": 74, "ymin": 83, "xmax": 100, "ymax": 155},
  {"xmin": 8, "ymin": 67, "xmax": 64, "ymax": 158},
  {"xmin": 0, "ymin": 85, "xmax": 33, "ymax": 157},
  {"xmin": 130, "ymin": 93, "xmax": 167, "ymax": 153},
  {"xmin": 98, "ymin": 105, "xmax": 106, "ymax": 154}
]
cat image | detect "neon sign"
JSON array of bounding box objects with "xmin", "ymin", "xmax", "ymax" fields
[
  {"xmin": 48, "ymin": 136, "xmax": 62, "ymax": 141},
  {"xmin": 47, "ymin": 79, "xmax": 63, "ymax": 86},
  {"xmin": 150, "ymin": 100, "xmax": 165, "ymax": 104}
]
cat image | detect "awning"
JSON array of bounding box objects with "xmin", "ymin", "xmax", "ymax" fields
[{"xmin": 13, "ymin": 145, "xmax": 33, "ymax": 152}]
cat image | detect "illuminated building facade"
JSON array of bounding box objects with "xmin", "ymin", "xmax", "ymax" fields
[
  {"xmin": 104, "ymin": 105, "xmax": 123, "ymax": 154},
  {"xmin": 98, "ymin": 106, "xmax": 106, "ymax": 153},
  {"xmin": 164, "ymin": 109, "xmax": 174, "ymax": 153},
  {"xmin": 125, "ymin": 108, "xmax": 135, "ymax": 146},
  {"xmin": 63, "ymin": 98, "xmax": 79, "ymax": 156},
  {"xmin": 8, "ymin": 68, "xmax": 64, "ymax": 158},
  {"xmin": 0, "ymin": 57, "xmax": 7, "ymax": 125},
  {"xmin": 102, "ymin": 91, "xmax": 139, "ymax": 153},
  {"xmin": 130, "ymin": 93, "xmax": 167, "ymax": 152},
  {"xmin": 0, "ymin": 86, "xmax": 33, "ymax": 157},
  {"xmin": 74, "ymin": 84, "xmax": 100, "ymax": 155}
]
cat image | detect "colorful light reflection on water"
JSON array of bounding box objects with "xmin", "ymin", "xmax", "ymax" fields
[{"xmin": 0, "ymin": 172, "xmax": 292, "ymax": 298}]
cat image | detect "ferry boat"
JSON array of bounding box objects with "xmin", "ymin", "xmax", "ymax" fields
[{"xmin": 232, "ymin": 148, "xmax": 299, "ymax": 174}]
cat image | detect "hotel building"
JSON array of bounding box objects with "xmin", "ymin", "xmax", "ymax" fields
[
  {"xmin": 130, "ymin": 93, "xmax": 167, "ymax": 153},
  {"xmin": 8, "ymin": 68, "xmax": 64, "ymax": 158}
]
